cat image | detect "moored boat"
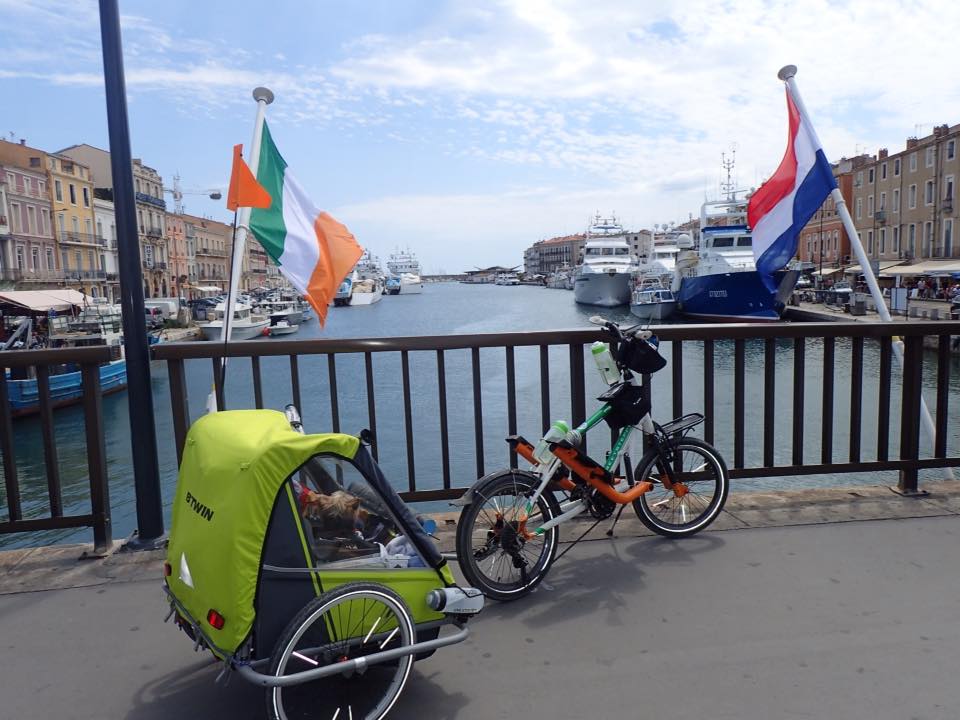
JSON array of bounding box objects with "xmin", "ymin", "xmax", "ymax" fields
[
  {"xmin": 630, "ymin": 276, "xmax": 677, "ymax": 322},
  {"xmin": 198, "ymin": 303, "xmax": 269, "ymax": 341},
  {"xmin": 387, "ymin": 248, "xmax": 423, "ymax": 294},
  {"xmin": 573, "ymin": 214, "xmax": 636, "ymax": 307}
]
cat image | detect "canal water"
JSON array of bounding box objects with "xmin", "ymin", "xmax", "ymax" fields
[{"xmin": 4, "ymin": 282, "xmax": 960, "ymax": 549}]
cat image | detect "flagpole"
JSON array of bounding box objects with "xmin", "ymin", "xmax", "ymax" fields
[
  {"xmin": 215, "ymin": 86, "xmax": 273, "ymax": 409},
  {"xmin": 778, "ymin": 65, "xmax": 951, "ymax": 486}
]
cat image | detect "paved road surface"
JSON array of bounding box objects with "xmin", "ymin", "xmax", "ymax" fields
[{"xmin": 3, "ymin": 515, "xmax": 960, "ymax": 719}]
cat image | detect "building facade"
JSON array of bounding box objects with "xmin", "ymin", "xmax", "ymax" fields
[
  {"xmin": 242, "ymin": 243, "xmax": 269, "ymax": 290},
  {"xmin": 0, "ymin": 162, "xmax": 59, "ymax": 287},
  {"xmin": 524, "ymin": 233, "xmax": 586, "ymax": 276},
  {"xmin": 165, "ymin": 211, "xmax": 190, "ymax": 299},
  {"xmin": 847, "ymin": 124, "xmax": 959, "ymax": 265},
  {"xmin": 798, "ymin": 164, "xmax": 854, "ymax": 274},
  {"xmin": 47, "ymin": 153, "xmax": 102, "ymax": 294},
  {"xmin": 132, "ymin": 159, "xmax": 169, "ymax": 297},
  {"xmin": 184, "ymin": 214, "xmax": 231, "ymax": 292},
  {"xmin": 93, "ymin": 197, "xmax": 119, "ymax": 302}
]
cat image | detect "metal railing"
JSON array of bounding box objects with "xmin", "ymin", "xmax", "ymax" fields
[
  {"xmin": 0, "ymin": 346, "xmax": 112, "ymax": 552},
  {"xmin": 152, "ymin": 321, "xmax": 960, "ymax": 502},
  {"xmin": 59, "ymin": 231, "xmax": 100, "ymax": 245}
]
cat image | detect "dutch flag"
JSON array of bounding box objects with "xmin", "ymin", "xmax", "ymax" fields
[{"xmin": 747, "ymin": 87, "xmax": 838, "ymax": 292}]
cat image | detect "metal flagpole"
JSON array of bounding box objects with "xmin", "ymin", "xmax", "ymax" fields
[
  {"xmin": 212, "ymin": 86, "xmax": 274, "ymax": 410},
  {"xmin": 778, "ymin": 65, "xmax": 952, "ymax": 484}
]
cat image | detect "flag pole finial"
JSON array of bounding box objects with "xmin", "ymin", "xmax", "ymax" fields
[
  {"xmin": 777, "ymin": 65, "xmax": 797, "ymax": 82},
  {"xmin": 253, "ymin": 86, "xmax": 275, "ymax": 105}
]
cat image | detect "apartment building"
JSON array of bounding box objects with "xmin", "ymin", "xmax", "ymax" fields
[
  {"xmin": 132, "ymin": 159, "xmax": 170, "ymax": 297},
  {"xmin": 184, "ymin": 214, "xmax": 231, "ymax": 292},
  {"xmin": 799, "ymin": 163, "xmax": 854, "ymax": 277},
  {"xmin": 524, "ymin": 233, "xmax": 586, "ymax": 275},
  {"xmin": 48, "ymin": 152, "xmax": 103, "ymax": 295},
  {"xmin": 849, "ymin": 124, "xmax": 959, "ymax": 273}
]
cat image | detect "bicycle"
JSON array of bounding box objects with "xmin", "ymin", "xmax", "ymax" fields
[{"xmin": 454, "ymin": 316, "xmax": 729, "ymax": 601}]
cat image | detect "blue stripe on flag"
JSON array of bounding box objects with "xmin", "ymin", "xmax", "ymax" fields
[{"xmin": 756, "ymin": 149, "xmax": 837, "ymax": 292}]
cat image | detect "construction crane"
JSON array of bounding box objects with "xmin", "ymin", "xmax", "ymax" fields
[{"xmin": 164, "ymin": 173, "xmax": 222, "ymax": 215}]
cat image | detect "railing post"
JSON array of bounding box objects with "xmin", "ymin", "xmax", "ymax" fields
[
  {"xmin": 570, "ymin": 343, "xmax": 586, "ymax": 453},
  {"xmin": 0, "ymin": 371, "xmax": 21, "ymax": 523},
  {"xmin": 166, "ymin": 358, "xmax": 190, "ymax": 465},
  {"xmin": 897, "ymin": 335, "xmax": 924, "ymax": 494},
  {"xmin": 82, "ymin": 363, "xmax": 112, "ymax": 554}
]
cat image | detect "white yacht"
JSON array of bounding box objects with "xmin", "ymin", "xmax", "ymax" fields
[
  {"xmin": 630, "ymin": 276, "xmax": 677, "ymax": 322},
  {"xmin": 386, "ymin": 248, "xmax": 423, "ymax": 294},
  {"xmin": 198, "ymin": 303, "xmax": 269, "ymax": 341},
  {"xmin": 495, "ymin": 272, "xmax": 520, "ymax": 285},
  {"xmin": 573, "ymin": 214, "xmax": 636, "ymax": 307},
  {"xmin": 350, "ymin": 276, "xmax": 384, "ymax": 305}
]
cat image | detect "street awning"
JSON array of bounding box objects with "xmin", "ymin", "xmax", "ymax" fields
[
  {"xmin": 813, "ymin": 267, "xmax": 842, "ymax": 276},
  {"xmin": 0, "ymin": 289, "xmax": 89, "ymax": 313},
  {"xmin": 844, "ymin": 261, "xmax": 907, "ymax": 275},
  {"xmin": 185, "ymin": 285, "xmax": 221, "ymax": 292},
  {"xmin": 879, "ymin": 260, "xmax": 960, "ymax": 277}
]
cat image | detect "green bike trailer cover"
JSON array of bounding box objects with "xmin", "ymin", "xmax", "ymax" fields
[{"xmin": 165, "ymin": 410, "xmax": 360, "ymax": 655}]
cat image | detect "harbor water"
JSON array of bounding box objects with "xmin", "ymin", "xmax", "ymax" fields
[{"xmin": 4, "ymin": 282, "xmax": 960, "ymax": 549}]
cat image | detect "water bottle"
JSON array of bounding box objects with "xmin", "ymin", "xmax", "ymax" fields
[
  {"xmin": 591, "ymin": 341, "xmax": 620, "ymax": 385},
  {"xmin": 533, "ymin": 419, "xmax": 570, "ymax": 464}
]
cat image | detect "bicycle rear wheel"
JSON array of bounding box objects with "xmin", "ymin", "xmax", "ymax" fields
[
  {"xmin": 633, "ymin": 437, "xmax": 728, "ymax": 537},
  {"xmin": 456, "ymin": 470, "xmax": 560, "ymax": 602}
]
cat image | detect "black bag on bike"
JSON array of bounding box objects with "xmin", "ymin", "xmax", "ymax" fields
[
  {"xmin": 598, "ymin": 382, "xmax": 651, "ymax": 430},
  {"xmin": 615, "ymin": 336, "xmax": 667, "ymax": 375}
]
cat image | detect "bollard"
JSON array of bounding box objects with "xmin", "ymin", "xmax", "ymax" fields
[
  {"xmin": 909, "ymin": 307, "xmax": 919, "ymax": 318},
  {"xmin": 931, "ymin": 309, "xmax": 940, "ymax": 320}
]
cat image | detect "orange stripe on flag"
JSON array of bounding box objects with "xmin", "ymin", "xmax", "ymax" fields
[
  {"xmin": 227, "ymin": 144, "xmax": 272, "ymax": 211},
  {"xmin": 307, "ymin": 212, "xmax": 364, "ymax": 325}
]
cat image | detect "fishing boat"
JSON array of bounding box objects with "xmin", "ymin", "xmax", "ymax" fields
[
  {"xmin": 387, "ymin": 248, "xmax": 423, "ymax": 294},
  {"xmin": 630, "ymin": 276, "xmax": 677, "ymax": 322},
  {"xmin": 268, "ymin": 318, "xmax": 299, "ymax": 336},
  {"xmin": 672, "ymin": 199, "xmax": 799, "ymax": 322},
  {"xmin": 350, "ymin": 277, "xmax": 384, "ymax": 305},
  {"xmin": 573, "ymin": 214, "xmax": 636, "ymax": 307},
  {"xmin": 333, "ymin": 276, "xmax": 353, "ymax": 306},
  {"xmin": 198, "ymin": 302, "xmax": 269, "ymax": 341},
  {"xmin": 0, "ymin": 295, "xmax": 127, "ymax": 417}
]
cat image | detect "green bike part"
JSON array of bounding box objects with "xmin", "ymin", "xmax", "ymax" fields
[{"xmin": 604, "ymin": 425, "xmax": 634, "ymax": 472}]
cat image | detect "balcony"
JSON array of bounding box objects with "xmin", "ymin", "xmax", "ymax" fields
[
  {"xmin": 875, "ymin": 210, "xmax": 886, "ymax": 223},
  {"xmin": 58, "ymin": 230, "xmax": 100, "ymax": 245},
  {"xmin": 18, "ymin": 269, "xmax": 66, "ymax": 282},
  {"xmin": 144, "ymin": 226, "xmax": 163, "ymax": 239},
  {"xmin": 95, "ymin": 235, "xmax": 108, "ymax": 246},
  {"xmin": 64, "ymin": 270, "xmax": 107, "ymax": 281},
  {"xmin": 0, "ymin": 268, "xmax": 23, "ymax": 281},
  {"xmin": 134, "ymin": 191, "xmax": 166, "ymax": 210},
  {"xmin": 195, "ymin": 246, "xmax": 227, "ymax": 257},
  {"xmin": 106, "ymin": 272, "xmax": 119, "ymax": 282}
]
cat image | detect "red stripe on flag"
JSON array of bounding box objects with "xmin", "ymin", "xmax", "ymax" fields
[{"xmin": 747, "ymin": 89, "xmax": 802, "ymax": 229}]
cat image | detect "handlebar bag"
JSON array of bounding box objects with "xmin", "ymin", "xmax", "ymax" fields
[
  {"xmin": 616, "ymin": 337, "xmax": 667, "ymax": 375},
  {"xmin": 599, "ymin": 382, "xmax": 652, "ymax": 430}
]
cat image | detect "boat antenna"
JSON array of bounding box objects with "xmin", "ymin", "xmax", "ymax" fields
[{"xmin": 720, "ymin": 146, "xmax": 736, "ymax": 201}]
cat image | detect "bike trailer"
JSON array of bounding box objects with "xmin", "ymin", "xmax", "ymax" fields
[{"xmin": 163, "ymin": 408, "xmax": 482, "ymax": 720}]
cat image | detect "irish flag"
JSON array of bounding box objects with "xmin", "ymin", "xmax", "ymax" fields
[{"xmin": 249, "ymin": 122, "xmax": 362, "ymax": 323}]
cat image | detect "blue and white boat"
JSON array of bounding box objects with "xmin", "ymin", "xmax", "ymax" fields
[
  {"xmin": 333, "ymin": 275, "xmax": 354, "ymax": 307},
  {"xmin": 6, "ymin": 360, "xmax": 127, "ymax": 417},
  {"xmin": 672, "ymin": 199, "xmax": 799, "ymax": 322}
]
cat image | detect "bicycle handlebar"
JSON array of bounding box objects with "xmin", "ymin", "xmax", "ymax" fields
[{"xmin": 588, "ymin": 316, "xmax": 652, "ymax": 341}]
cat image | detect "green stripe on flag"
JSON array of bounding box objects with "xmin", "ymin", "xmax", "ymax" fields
[{"xmin": 249, "ymin": 121, "xmax": 289, "ymax": 264}]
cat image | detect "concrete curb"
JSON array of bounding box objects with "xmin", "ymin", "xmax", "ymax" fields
[{"xmin": 3, "ymin": 480, "xmax": 958, "ymax": 595}]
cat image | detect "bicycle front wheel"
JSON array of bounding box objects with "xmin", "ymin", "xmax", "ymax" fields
[
  {"xmin": 456, "ymin": 470, "xmax": 561, "ymax": 602},
  {"xmin": 633, "ymin": 437, "xmax": 728, "ymax": 537},
  {"xmin": 265, "ymin": 582, "xmax": 415, "ymax": 720}
]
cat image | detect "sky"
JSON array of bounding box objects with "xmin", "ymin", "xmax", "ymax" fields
[{"xmin": 2, "ymin": 0, "xmax": 960, "ymax": 273}]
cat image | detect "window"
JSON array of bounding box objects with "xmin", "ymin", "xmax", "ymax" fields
[
  {"xmin": 40, "ymin": 208, "xmax": 49, "ymax": 235},
  {"xmin": 909, "ymin": 184, "xmax": 917, "ymax": 209},
  {"xmin": 926, "ymin": 146, "xmax": 936, "ymax": 168},
  {"xmin": 62, "ymin": 160, "xmax": 74, "ymax": 174},
  {"xmin": 72, "ymin": 216, "xmax": 79, "ymax": 233},
  {"xmin": 879, "ymin": 192, "xmax": 886, "ymax": 211},
  {"xmin": 908, "ymin": 224, "xmax": 916, "ymax": 255},
  {"xmin": 881, "ymin": 162, "xmax": 887, "ymax": 180},
  {"xmin": 75, "ymin": 251, "xmax": 82, "ymax": 271},
  {"xmin": 100, "ymin": 253, "xmax": 106, "ymax": 271},
  {"xmin": 82, "ymin": 187, "xmax": 90, "ymax": 207},
  {"xmin": 57, "ymin": 213, "xmax": 65, "ymax": 233},
  {"xmin": 69, "ymin": 184, "xmax": 76, "ymax": 204},
  {"xmin": 833, "ymin": 230, "xmax": 838, "ymax": 252},
  {"xmin": 856, "ymin": 171, "xmax": 863, "ymax": 187},
  {"xmin": 879, "ymin": 228, "xmax": 886, "ymax": 254},
  {"xmin": 945, "ymin": 219, "xmax": 954, "ymax": 256},
  {"xmin": 893, "ymin": 226, "xmax": 900, "ymax": 253},
  {"xmin": 55, "ymin": 179, "xmax": 62, "ymax": 202},
  {"xmin": 910, "ymin": 152, "xmax": 917, "ymax": 172},
  {"xmin": 925, "ymin": 180, "xmax": 935, "ymax": 205},
  {"xmin": 31, "ymin": 248, "xmax": 39, "ymax": 271},
  {"xmin": 27, "ymin": 205, "xmax": 36, "ymax": 234},
  {"xmin": 5, "ymin": 172, "xmax": 14, "ymax": 190},
  {"xmin": 88, "ymin": 250, "xmax": 95, "ymax": 270},
  {"xmin": 893, "ymin": 188, "xmax": 900, "ymax": 213},
  {"xmin": 9, "ymin": 202, "xmax": 20, "ymax": 233},
  {"xmin": 945, "ymin": 175, "xmax": 955, "ymax": 202},
  {"xmin": 856, "ymin": 197, "xmax": 862, "ymax": 219},
  {"xmin": 46, "ymin": 248, "xmax": 54, "ymax": 270},
  {"xmin": 867, "ymin": 230, "xmax": 874, "ymax": 254},
  {"xmin": 61, "ymin": 250, "xmax": 69, "ymax": 270},
  {"xmin": 24, "ymin": 177, "xmax": 32, "ymax": 195},
  {"xmin": 868, "ymin": 168, "xmax": 875, "ymax": 184},
  {"xmin": 16, "ymin": 246, "xmax": 24, "ymax": 270},
  {"xmin": 894, "ymin": 157, "xmax": 901, "ymax": 176},
  {"xmin": 138, "ymin": 210, "xmax": 144, "ymax": 232},
  {"xmin": 96, "ymin": 220, "xmax": 103, "ymax": 238},
  {"xmin": 868, "ymin": 195, "xmax": 874, "ymax": 217},
  {"xmin": 948, "ymin": 140, "xmax": 956, "ymax": 162},
  {"xmin": 923, "ymin": 222, "xmax": 933, "ymax": 256},
  {"xmin": 39, "ymin": 181, "xmax": 45, "ymax": 195},
  {"xmin": 29, "ymin": 157, "xmax": 40, "ymax": 168}
]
